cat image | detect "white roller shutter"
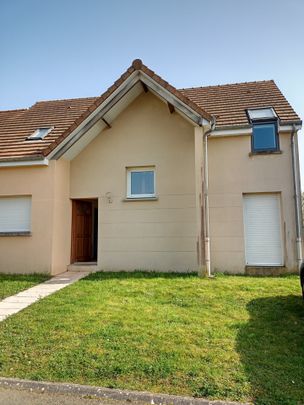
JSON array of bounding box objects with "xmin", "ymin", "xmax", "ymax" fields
[
  {"xmin": 243, "ymin": 194, "xmax": 283, "ymax": 266},
  {"xmin": 0, "ymin": 196, "xmax": 31, "ymax": 232}
]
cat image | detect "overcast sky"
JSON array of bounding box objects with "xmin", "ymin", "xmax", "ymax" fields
[{"xmin": 1, "ymin": 0, "xmax": 303, "ymax": 184}]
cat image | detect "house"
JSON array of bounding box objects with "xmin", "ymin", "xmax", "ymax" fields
[{"xmin": 0, "ymin": 59, "xmax": 302, "ymax": 276}]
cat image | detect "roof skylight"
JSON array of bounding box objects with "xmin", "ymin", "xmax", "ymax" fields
[
  {"xmin": 27, "ymin": 127, "xmax": 53, "ymax": 140},
  {"xmin": 247, "ymin": 108, "xmax": 277, "ymax": 121}
]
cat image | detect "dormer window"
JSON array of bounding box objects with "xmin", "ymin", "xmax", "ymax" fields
[
  {"xmin": 27, "ymin": 127, "xmax": 53, "ymax": 140},
  {"xmin": 247, "ymin": 108, "xmax": 277, "ymax": 121},
  {"xmin": 247, "ymin": 108, "xmax": 279, "ymax": 153}
]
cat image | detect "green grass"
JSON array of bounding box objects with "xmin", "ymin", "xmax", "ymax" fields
[
  {"xmin": 0, "ymin": 273, "xmax": 50, "ymax": 300},
  {"xmin": 0, "ymin": 272, "xmax": 303, "ymax": 405}
]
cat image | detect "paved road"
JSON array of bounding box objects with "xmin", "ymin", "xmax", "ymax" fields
[
  {"xmin": 0, "ymin": 387, "xmax": 131, "ymax": 405},
  {"xmin": 0, "ymin": 380, "xmax": 246, "ymax": 405}
]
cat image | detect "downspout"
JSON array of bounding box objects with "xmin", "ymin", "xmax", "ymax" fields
[
  {"xmin": 291, "ymin": 124, "xmax": 303, "ymax": 270},
  {"xmin": 203, "ymin": 117, "xmax": 216, "ymax": 277}
]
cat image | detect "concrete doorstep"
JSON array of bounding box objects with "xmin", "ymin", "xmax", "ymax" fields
[{"xmin": 0, "ymin": 377, "xmax": 250, "ymax": 405}]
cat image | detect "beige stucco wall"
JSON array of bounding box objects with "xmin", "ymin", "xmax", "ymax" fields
[
  {"xmin": 0, "ymin": 163, "xmax": 54, "ymax": 274},
  {"xmin": 208, "ymin": 132, "xmax": 297, "ymax": 273},
  {"xmin": 70, "ymin": 91, "xmax": 198, "ymax": 272},
  {"xmin": 0, "ymin": 93, "xmax": 298, "ymax": 276},
  {"xmin": 0, "ymin": 160, "xmax": 71, "ymax": 275},
  {"xmin": 51, "ymin": 159, "xmax": 71, "ymax": 275}
]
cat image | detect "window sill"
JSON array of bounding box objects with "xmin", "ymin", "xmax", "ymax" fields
[
  {"xmin": 123, "ymin": 197, "xmax": 158, "ymax": 202},
  {"xmin": 249, "ymin": 150, "xmax": 282, "ymax": 156},
  {"xmin": 0, "ymin": 231, "xmax": 31, "ymax": 237},
  {"xmin": 245, "ymin": 265, "xmax": 285, "ymax": 268}
]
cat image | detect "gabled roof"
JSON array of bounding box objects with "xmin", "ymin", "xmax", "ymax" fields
[
  {"xmin": 0, "ymin": 59, "xmax": 211, "ymax": 162},
  {"xmin": 0, "ymin": 60, "xmax": 301, "ymax": 162},
  {"xmin": 180, "ymin": 80, "xmax": 301, "ymax": 128},
  {"xmin": 45, "ymin": 59, "xmax": 212, "ymax": 160}
]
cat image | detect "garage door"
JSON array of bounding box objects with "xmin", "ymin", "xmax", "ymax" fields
[{"xmin": 243, "ymin": 194, "xmax": 283, "ymax": 266}]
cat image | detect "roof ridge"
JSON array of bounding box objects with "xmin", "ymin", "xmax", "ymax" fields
[
  {"xmin": 0, "ymin": 80, "xmax": 279, "ymax": 111},
  {"xmin": 0, "ymin": 97, "xmax": 98, "ymax": 113},
  {"xmin": 34, "ymin": 96, "xmax": 98, "ymax": 104},
  {"xmin": 0, "ymin": 108, "xmax": 27, "ymax": 113},
  {"xmin": 179, "ymin": 80, "xmax": 275, "ymax": 91},
  {"xmin": 135, "ymin": 59, "xmax": 212, "ymax": 121}
]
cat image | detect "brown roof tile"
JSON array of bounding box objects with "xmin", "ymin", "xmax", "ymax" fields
[
  {"xmin": 0, "ymin": 98, "xmax": 97, "ymax": 160},
  {"xmin": 0, "ymin": 61, "xmax": 301, "ymax": 162},
  {"xmin": 180, "ymin": 80, "xmax": 301, "ymax": 127}
]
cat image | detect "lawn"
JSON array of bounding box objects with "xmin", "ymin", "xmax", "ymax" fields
[
  {"xmin": 0, "ymin": 273, "xmax": 49, "ymax": 300},
  {"xmin": 0, "ymin": 272, "xmax": 303, "ymax": 405}
]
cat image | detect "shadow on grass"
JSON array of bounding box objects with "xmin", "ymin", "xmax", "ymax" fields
[
  {"xmin": 236, "ymin": 295, "xmax": 304, "ymax": 405},
  {"xmin": 0, "ymin": 273, "xmax": 49, "ymax": 282},
  {"xmin": 81, "ymin": 271, "xmax": 198, "ymax": 281}
]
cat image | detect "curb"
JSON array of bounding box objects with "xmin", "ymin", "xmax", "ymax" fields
[{"xmin": 0, "ymin": 377, "xmax": 250, "ymax": 405}]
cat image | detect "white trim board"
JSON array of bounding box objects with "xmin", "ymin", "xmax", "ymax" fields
[
  {"xmin": 47, "ymin": 71, "xmax": 211, "ymax": 160},
  {"xmin": 210, "ymin": 124, "xmax": 301, "ymax": 138},
  {"xmin": 0, "ymin": 158, "xmax": 49, "ymax": 168}
]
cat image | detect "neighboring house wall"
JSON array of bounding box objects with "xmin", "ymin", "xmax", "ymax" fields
[
  {"xmin": 0, "ymin": 164, "xmax": 55, "ymax": 274},
  {"xmin": 70, "ymin": 91, "xmax": 198, "ymax": 272},
  {"xmin": 208, "ymin": 132, "xmax": 297, "ymax": 273}
]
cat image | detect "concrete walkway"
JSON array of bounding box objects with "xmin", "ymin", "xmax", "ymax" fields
[{"xmin": 0, "ymin": 271, "xmax": 90, "ymax": 322}]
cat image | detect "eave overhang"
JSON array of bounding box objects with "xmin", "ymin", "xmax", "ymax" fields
[
  {"xmin": 210, "ymin": 122, "xmax": 302, "ymax": 137},
  {"xmin": 0, "ymin": 156, "xmax": 49, "ymax": 167}
]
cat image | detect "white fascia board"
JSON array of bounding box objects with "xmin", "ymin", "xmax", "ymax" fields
[
  {"xmin": 0, "ymin": 158, "xmax": 49, "ymax": 168},
  {"xmin": 47, "ymin": 70, "xmax": 210, "ymax": 160},
  {"xmin": 211, "ymin": 123, "xmax": 302, "ymax": 137},
  {"xmin": 63, "ymin": 120, "xmax": 106, "ymax": 160},
  {"xmin": 211, "ymin": 127, "xmax": 252, "ymax": 137},
  {"xmin": 278, "ymin": 124, "xmax": 302, "ymax": 132},
  {"xmin": 139, "ymin": 72, "xmax": 210, "ymax": 126},
  {"xmin": 47, "ymin": 71, "xmax": 139, "ymax": 160}
]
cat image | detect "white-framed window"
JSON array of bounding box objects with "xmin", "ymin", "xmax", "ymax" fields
[
  {"xmin": 0, "ymin": 196, "xmax": 32, "ymax": 233},
  {"xmin": 127, "ymin": 167, "xmax": 156, "ymax": 198}
]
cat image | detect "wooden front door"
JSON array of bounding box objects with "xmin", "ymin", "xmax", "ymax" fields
[{"xmin": 71, "ymin": 200, "xmax": 93, "ymax": 263}]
